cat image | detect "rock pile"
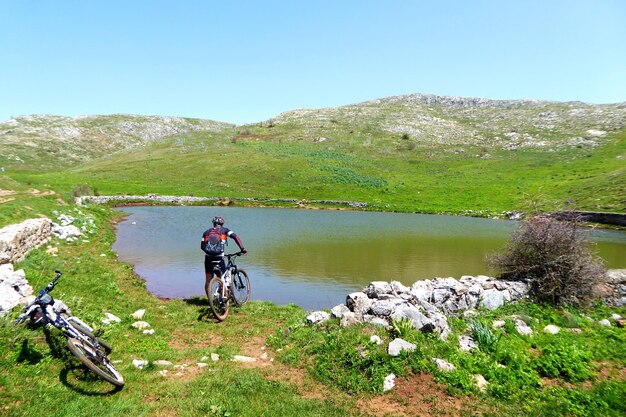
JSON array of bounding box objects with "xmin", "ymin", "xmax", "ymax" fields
[
  {"xmin": 311, "ymin": 276, "xmax": 531, "ymax": 340},
  {"xmin": 602, "ymin": 269, "xmax": 626, "ymax": 307},
  {"xmin": 0, "ymin": 264, "xmax": 33, "ymax": 316}
]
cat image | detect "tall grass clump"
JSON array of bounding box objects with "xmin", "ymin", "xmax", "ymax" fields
[{"xmin": 489, "ymin": 213, "xmax": 606, "ymax": 307}]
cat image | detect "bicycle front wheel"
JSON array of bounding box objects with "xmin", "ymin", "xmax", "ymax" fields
[
  {"xmin": 208, "ymin": 277, "xmax": 230, "ymax": 321},
  {"xmin": 231, "ymin": 269, "xmax": 251, "ymax": 306},
  {"xmin": 65, "ymin": 315, "xmax": 112, "ymax": 354},
  {"xmin": 66, "ymin": 338, "xmax": 125, "ymax": 387}
]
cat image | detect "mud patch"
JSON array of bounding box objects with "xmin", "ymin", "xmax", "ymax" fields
[{"xmin": 357, "ymin": 373, "xmax": 466, "ymax": 417}]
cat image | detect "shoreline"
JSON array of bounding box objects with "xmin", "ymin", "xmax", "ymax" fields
[{"xmin": 79, "ymin": 194, "xmax": 626, "ymax": 229}]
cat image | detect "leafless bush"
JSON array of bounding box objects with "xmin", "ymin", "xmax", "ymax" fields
[
  {"xmin": 71, "ymin": 184, "xmax": 91, "ymax": 198},
  {"xmin": 488, "ymin": 214, "xmax": 606, "ymax": 307}
]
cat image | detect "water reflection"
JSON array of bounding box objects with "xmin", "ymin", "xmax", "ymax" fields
[{"xmin": 112, "ymin": 206, "xmax": 626, "ymax": 310}]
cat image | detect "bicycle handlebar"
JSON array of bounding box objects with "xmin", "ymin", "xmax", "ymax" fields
[{"xmin": 44, "ymin": 271, "xmax": 62, "ymax": 293}]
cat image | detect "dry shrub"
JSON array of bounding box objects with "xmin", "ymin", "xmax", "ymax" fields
[{"xmin": 489, "ymin": 213, "xmax": 606, "ymax": 307}]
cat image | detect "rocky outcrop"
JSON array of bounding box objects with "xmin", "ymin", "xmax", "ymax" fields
[{"xmin": 0, "ymin": 218, "xmax": 52, "ymax": 265}]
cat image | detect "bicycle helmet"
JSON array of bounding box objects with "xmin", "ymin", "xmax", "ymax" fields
[{"xmin": 212, "ymin": 216, "xmax": 225, "ymax": 226}]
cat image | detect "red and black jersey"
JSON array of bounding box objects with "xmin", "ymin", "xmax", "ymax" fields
[{"xmin": 201, "ymin": 226, "xmax": 244, "ymax": 257}]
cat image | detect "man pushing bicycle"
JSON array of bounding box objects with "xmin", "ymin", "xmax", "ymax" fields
[{"xmin": 201, "ymin": 216, "xmax": 247, "ymax": 299}]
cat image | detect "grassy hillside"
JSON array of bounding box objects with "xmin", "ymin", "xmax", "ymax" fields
[
  {"xmin": 1, "ymin": 94, "xmax": 624, "ymax": 218},
  {"xmin": 0, "ymin": 114, "xmax": 232, "ymax": 171}
]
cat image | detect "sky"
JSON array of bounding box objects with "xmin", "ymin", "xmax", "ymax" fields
[{"xmin": 1, "ymin": 0, "xmax": 625, "ymax": 125}]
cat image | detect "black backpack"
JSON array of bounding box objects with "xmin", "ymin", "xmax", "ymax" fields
[{"xmin": 205, "ymin": 227, "xmax": 225, "ymax": 255}]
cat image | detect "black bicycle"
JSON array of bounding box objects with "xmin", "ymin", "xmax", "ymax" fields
[
  {"xmin": 208, "ymin": 252, "xmax": 251, "ymax": 321},
  {"xmin": 14, "ymin": 270, "xmax": 125, "ymax": 387}
]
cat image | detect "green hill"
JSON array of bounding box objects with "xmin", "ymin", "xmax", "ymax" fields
[{"xmin": 0, "ymin": 94, "xmax": 624, "ymax": 221}]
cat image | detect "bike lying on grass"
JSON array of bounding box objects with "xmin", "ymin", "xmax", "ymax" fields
[
  {"xmin": 14, "ymin": 270, "xmax": 125, "ymax": 387},
  {"xmin": 208, "ymin": 252, "xmax": 251, "ymax": 321}
]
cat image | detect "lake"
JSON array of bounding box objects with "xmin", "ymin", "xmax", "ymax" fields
[{"xmin": 112, "ymin": 206, "xmax": 626, "ymax": 310}]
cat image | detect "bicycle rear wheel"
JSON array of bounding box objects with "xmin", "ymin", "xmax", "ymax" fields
[
  {"xmin": 208, "ymin": 277, "xmax": 230, "ymax": 321},
  {"xmin": 66, "ymin": 337, "xmax": 125, "ymax": 387},
  {"xmin": 231, "ymin": 269, "xmax": 251, "ymax": 306}
]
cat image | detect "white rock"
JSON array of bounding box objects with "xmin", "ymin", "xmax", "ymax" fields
[
  {"xmin": 306, "ymin": 311, "xmax": 330, "ymax": 324},
  {"xmin": 132, "ymin": 359, "xmax": 149, "ymax": 369},
  {"xmin": 515, "ymin": 319, "xmax": 533, "ymax": 336},
  {"xmin": 492, "ymin": 320, "xmax": 506, "ymax": 328},
  {"xmin": 383, "ymin": 373, "xmax": 396, "ymax": 392},
  {"xmin": 132, "ymin": 321, "xmax": 150, "ymax": 329},
  {"xmin": 159, "ymin": 370, "xmax": 168, "ymax": 376},
  {"xmin": 211, "ymin": 353, "xmax": 220, "ymax": 362},
  {"xmin": 370, "ymin": 335, "xmax": 382, "ymax": 345},
  {"xmin": 104, "ymin": 312, "xmax": 121, "ymax": 323},
  {"xmin": 197, "ymin": 362, "xmax": 208, "ymax": 368},
  {"xmin": 260, "ymin": 352, "xmax": 269, "ymax": 360},
  {"xmin": 463, "ymin": 309, "xmax": 478, "ymax": 318},
  {"xmin": 154, "ymin": 360, "xmax": 173, "ymax": 366},
  {"xmin": 131, "ymin": 309, "xmax": 146, "ymax": 319},
  {"xmin": 390, "ymin": 281, "xmax": 409, "ymax": 294},
  {"xmin": 543, "ymin": 325, "xmax": 560, "ymax": 334},
  {"xmin": 330, "ymin": 304, "xmax": 350, "ymax": 319},
  {"xmin": 480, "ymin": 289, "xmax": 505, "ymax": 310},
  {"xmin": 599, "ymin": 319, "xmax": 612, "ymax": 327},
  {"xmin": 232, "ymin": 355, "xmax": 256, "ymax": 363},
  {"xmin": 365, "ymin": 281, "xmax": 392, "ymax": 298},
  {"xmin": 388, "ymin": 338, "xmax": 416, "ymax": 356},
  {"xmin": 611, "ymin": 314, "xmax": 622, "ymax": 320},
  {"xmin": 459, "ymin": 335, "xmax": 478, "ymax": 352},
  {"xmin": 143, "ymin": 329, "xmax": 155, "ymax": 335},
  {"xmin": 432, "ymin": 358, "xmax": 456, "ymax": 372},
  {"xmin": 101, "ymin": 318, "xmax": 111, "ymax": 325},
  {"xmin": 474, "ymin": 374, "xmax": 488, "ymax": 392}
]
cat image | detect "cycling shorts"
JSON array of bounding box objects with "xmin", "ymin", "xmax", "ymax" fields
[{"xmin": 204, "ymin": 256, "xmax": 226, "ymax": 275}]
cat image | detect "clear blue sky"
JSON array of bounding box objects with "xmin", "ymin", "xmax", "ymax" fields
[{"xmin": 1, "ymin": 1, "xmax": 625, "ymax": 124}]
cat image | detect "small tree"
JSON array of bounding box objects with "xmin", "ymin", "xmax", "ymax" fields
[{"xmin": 489, "ymin": 213, "xmax": 606, "ymax": 307}]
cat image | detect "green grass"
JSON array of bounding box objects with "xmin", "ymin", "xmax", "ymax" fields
[{"xmin": 271, "ymin": 300, "xmax": 626, "ymax": 416}]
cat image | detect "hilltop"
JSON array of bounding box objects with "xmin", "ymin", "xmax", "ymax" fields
[
  {"xmin": 0, "ymin": 114, "xmax": 232, "ymax": 170},
  {"xmin": 272, "ymin": 94, "xmax": 625, "ymax": 150}
]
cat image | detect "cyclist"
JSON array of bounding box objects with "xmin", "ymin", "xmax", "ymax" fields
[{"xmin": 201, "ymin": 216, "xmax": 247, "ymax": 299}]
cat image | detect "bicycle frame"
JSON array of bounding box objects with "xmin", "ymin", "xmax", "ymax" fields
[{"xmin": 213, "ymin": 253, "xmax": 241, "ymax": 298}]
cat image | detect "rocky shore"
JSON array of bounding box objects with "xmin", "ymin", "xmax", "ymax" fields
[{"xmin": 308, "ymin": 271, "xmax": 626, "ymax": 339}]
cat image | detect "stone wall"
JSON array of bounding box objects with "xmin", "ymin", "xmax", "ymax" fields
[
  {"xmin": 0, "ymin": 218, "xmax": 52, "ymax": 265},
  {"xmin": 0, "ymin": 218, "xmax": 52, "ymax": 316},
  {"xmin": 76, "ymin": 194, "xmax": 368, "ymax": 209}
]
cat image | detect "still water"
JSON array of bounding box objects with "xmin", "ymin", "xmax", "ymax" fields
[{"xmin": 112, "ymin": 206, "xmax": 626, "ymax": 310}]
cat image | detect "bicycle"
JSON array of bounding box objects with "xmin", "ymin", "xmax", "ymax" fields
[
  {"xmin": 207, "ymin": 252, "xmax": 251, "ymax": 321},
  {"xmin": 14, "ymin": 270, "xmax": 125, "ymax": 387}
]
